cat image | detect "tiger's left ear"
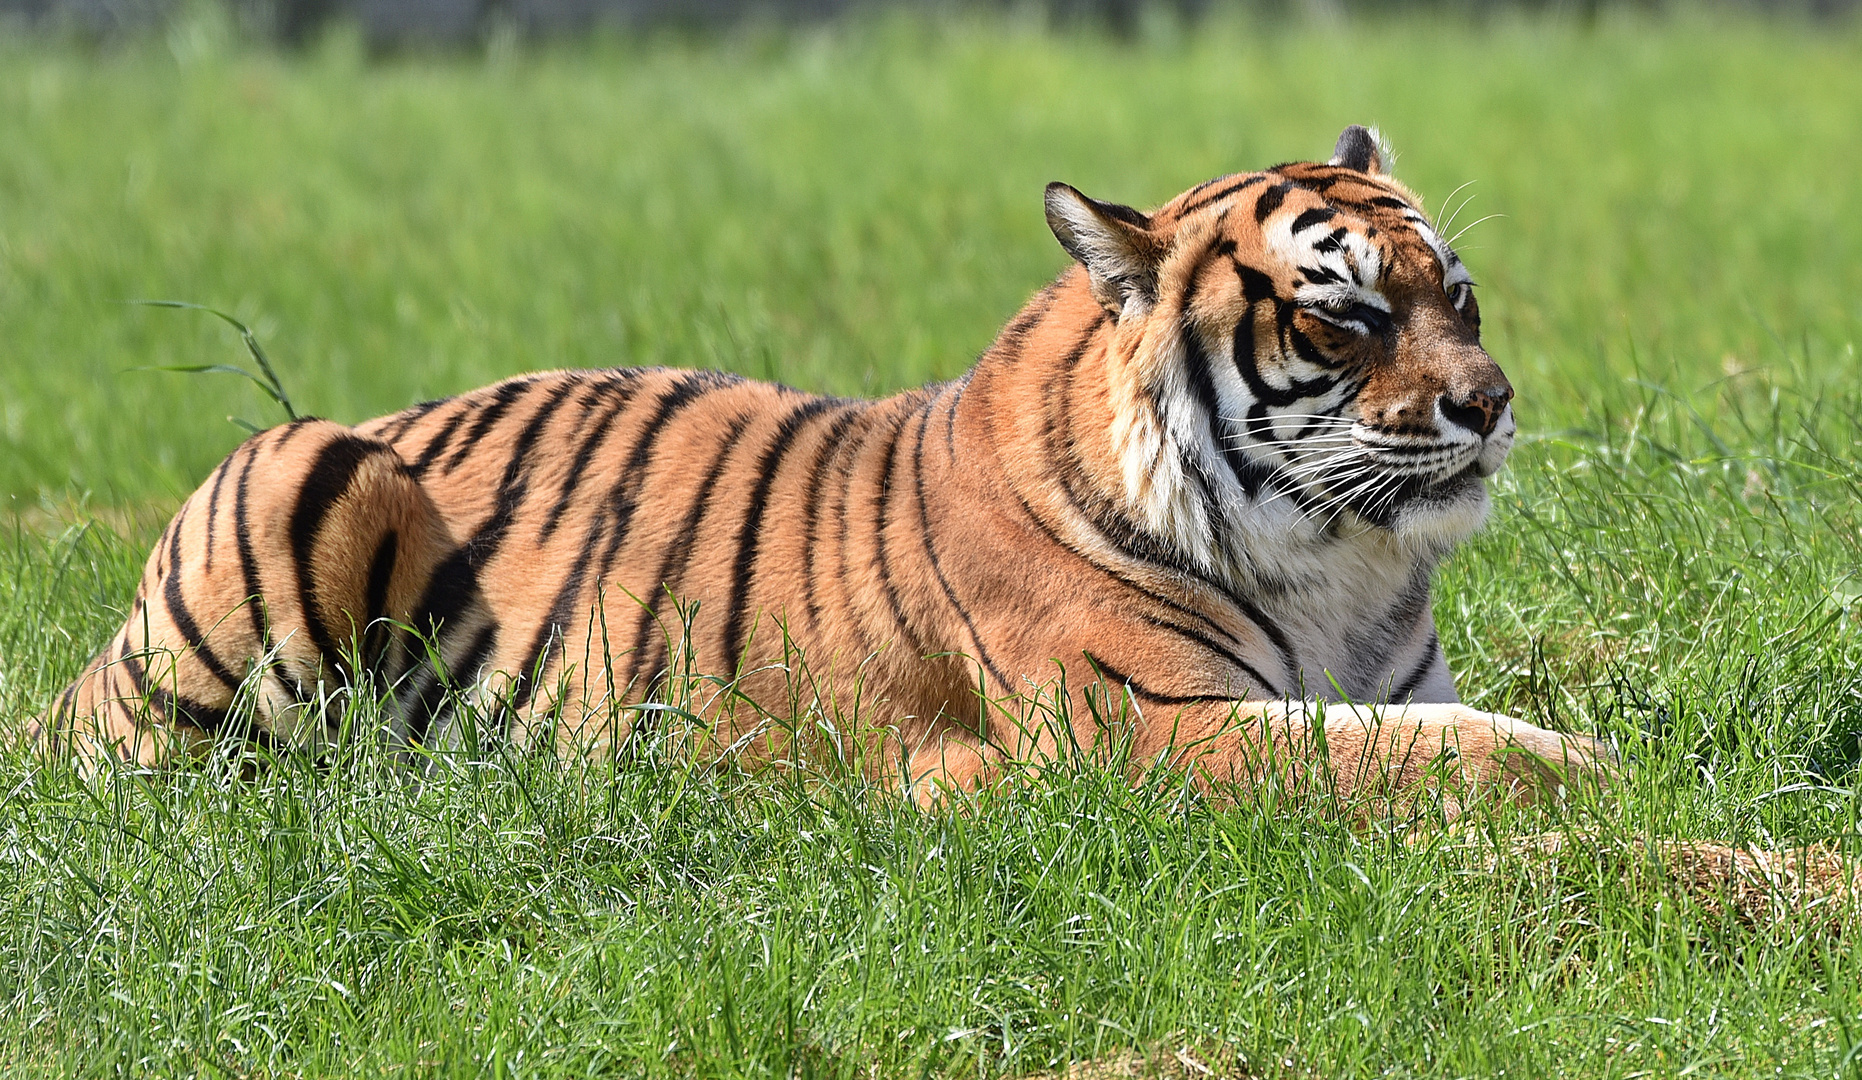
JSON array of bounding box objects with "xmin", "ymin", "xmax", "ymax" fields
[
  {"xmin": 1329, "ymin": 124, "xmax": 1391, "ymax": 175},
  {"xmin": 1045, "ymin": 182, "xmax": 1164, "ymax": 319}
]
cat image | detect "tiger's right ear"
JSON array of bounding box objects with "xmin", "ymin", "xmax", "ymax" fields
[
  {"xmin": 1329, "ymin": 124, "xmax": 1389, "ymax": 175},
  {"xmin": 1045, "ymin": 182, "xmax": 1164, "ymax": 319}
]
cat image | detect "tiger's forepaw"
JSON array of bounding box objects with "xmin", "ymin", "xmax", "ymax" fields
[
  {"xmin": 1434, "ymin": 706, "xmax": 1616, "ymax": 804},
  {"xmin": 1306, "ymin": 701, "xmax": 1614, "ymax": 811}
]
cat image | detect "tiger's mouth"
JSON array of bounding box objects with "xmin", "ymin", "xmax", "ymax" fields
[
  {"xmin": 1289, "ymin": 431, "xmax": 1504, "ymax": 535},
  {"xmin": 1234, "ymin": 408, "xmax": 1512, "ymax": 540},
  {"xmin": 1351, "ymin": 463, "xmax": 1486, "ymax": 528}
]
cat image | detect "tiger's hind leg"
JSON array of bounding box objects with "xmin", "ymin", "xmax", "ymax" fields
[{"xmin": 32, "ymin": 420, "xmax": 453, "ymax": 770}]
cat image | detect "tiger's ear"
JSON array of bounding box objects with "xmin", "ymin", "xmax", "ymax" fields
[
  {"xmin": 1044, "ymin": 182, "xmax": 1164, "ymax": 318},
  {"xmin": 1329, "ymin": 124, "xmax": 1390, "ymax": 175}
]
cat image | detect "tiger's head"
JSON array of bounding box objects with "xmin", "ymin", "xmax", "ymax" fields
[{"xmin": 1045, "ymin": 126, "xmax": 1511, "ymax": 570}]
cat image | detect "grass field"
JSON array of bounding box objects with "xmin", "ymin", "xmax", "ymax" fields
[{"xmin": 3, "ymin": 6, "xmax": 1862, "ymax": 1076}]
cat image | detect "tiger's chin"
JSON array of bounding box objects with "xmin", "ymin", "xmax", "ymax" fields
[{"xmin": 1385, "ymin": 469, "xmax": 1492, "ymax": 554}]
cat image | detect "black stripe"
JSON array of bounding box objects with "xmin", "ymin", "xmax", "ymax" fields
[
  {"xmin": 202, "ymin": 456, "xmax": 230, "ymax": 574},
  {"xmin": 288, "ymin": 437, "xmax": 391, "ymax": 668},
  {"xmin": 1225, "ymin": 298, "xmax": 1322, "ymax": 408},
  {"xmin": 1271, "ymin": 304, "xmax": 1346, "ymax": 397},
  {"xmin": 409, "ymin": 557, "xmax": 482, "ymax": 644},
  {"xmin": 799, "ymin": 407, "xmax": 867, "ymax": 635},
  {"xmin": 589, "ymin": 372, "xmax": 739, "ymax": 594},
  {"xmin": 120, "ymin": 644, "xmax": 240, "ymax": 741},
  {"xmin": 1228, "ymin": 301, "xmax": 1274, "ymax": 401},
  {"xmin": 539, "ymin": 374, "xmax": 646, "ymax": 543},
  {"xmin": 231, "ymin": 440, "xmax": 271, "ymax": 649},
  {"xmin": 829, "ymin": 414, "xmax": 877, "ymax": 652},
  {"xmin": 446, "ymin": 620, "xmax": 500, "ymax": 692},
  {"xmin": 1136, "ymin": 614, "xmax": 1280, "ymax": 698},
  {"xmin": 868, "ymin": 402, "xmax": 923, "ymax": 648},
  {"xmin": 1275, "ymin": 169, "xmax": 1346, "ymax": 195},
  {"xmin": 1045, "ymin": 320, "xmax": 1199, "ymax": 571},
  {"xmin": 269, "ymin": 417, "xmax": 317, "ymax": 451},
  {"xmin": 507, "ymin": 374, "xmax": 737, "ymax": 714},
  {"xmin": 457, "ymin": 377, "xmax": 586, "ymax": 568},
  {"xmin": 498, "ymin": 379, "xmax": 643, "ymax": 714},
  {"xmin": 911, "ymin": 388, "xmax": 1012, "ymax": 693},
  {"xmin": 543, "ymin": 377, "xmax": 613, "ymax": 451},
  {"xmin": 399, "ymin": 662, "xmax": 450, "ymax": 748},
  {"xmin": 1000, "ymin": 453, "xmax": 1252, "ymax": 661},
  {"xmin": 943, "ymin": 371, "xmax": 969, "ymax": 463},
  {"xmin": 1181, "ymin": 331, "xmax": 1277, "ymax": 499},
  {"xmin": 720, "ymin": 397, "xmax": 845, "ymax": 666},
  {"xmin": 362, "ymin": 531, "xmax": 398, "ymax": 629},
  {"xmin": 119, "ymin": 637, "xmax": 147, "ymax": 693},
  {"xmin": 1178, "ymin": 173, "xmax": 1231, "ymax": 201},
  {"xmin": 1390, "ymin": 631, "xmax": 1439, "ymax": 702},
  {"xmin": 1081, "ymin": 652, "xmax": 1236, "ymax": 709},
  {"xmin": 406, "ymin": 369, "xmax": 592, "ymax": 695},
  {"xmin": 1188, "ymin": 232, "xmax": 1235, "ymax": 279},
  {"xmin": 1253, "ymin": 182, "xmax": 1292, "ymax": 224},
  {"xmin": 629, "ymin": 411, "xmax": 757, "ymax": 690},
  {"xmin": 359, "ymin": 530, "xmax": 400, "ymax": 668},
  {"xmin": 1234, "ymin": 263, "xmax": 1276, "ymax": 304},
  {"xmin": 1174, "ymin": 173, "xmax": 1268, "ymax": 218},
  {"xmin": 1289, "ymin": 207, "xmax": 1337, "ymax": 234},
  {"xmin": 147, "ymin": 508, "xmax": 177, "ymax": 596},
  {"xmin": 986, "ymin": 287, "xmax": 1057, "ymax": 361},
  {"xmin": 143, "ymin": 683, "xmax": 232, "ymax": 737},
  {"xmin": 1222, "ymin": 591, "xmax": 1294, "ymax": 673},
  {"xmin": 409, "ymin": 406, "xmax": 472, "ymax": 476},
  {"xmin": 410, "ymin": 621, "xmax": 498, "ymax": 749},
  {"xmin": 1036, "ymin": 342, "xmax": 1188, "ymax": 572},
  {"xmin": 1148, "ymin": 372, "xmax": 1301, "ymax": 663},
  {"xmin": 443, "ymin": 377, "xmax": 541, "ymax": 475},
  {"xmin": 374, "ymin": 397, "xmax": 447, "ymax": 444},
  {"xmin": 1285, "ymin": 323, "xmax": 1345, "ymax": 371},
  {"xmin": 161, "ymin": 505, "xmax": 240, "ymax": 692},
  {"xmin": 507, "ymin": 518, "xmax": 602, "ymax": 718},
  {"xmin": 1028, "ymin": 327, "xmax": 1302, "ymax": 674}
]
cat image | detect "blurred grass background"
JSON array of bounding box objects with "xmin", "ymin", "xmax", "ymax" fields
[{"xmin": 3, "ymin": 7, "xmax": 1862, "ymax": 1076}]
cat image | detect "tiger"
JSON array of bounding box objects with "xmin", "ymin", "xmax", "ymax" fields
[{"xmin": 32, "ymin": 125, "xmax": 1607, "ymax": 806}]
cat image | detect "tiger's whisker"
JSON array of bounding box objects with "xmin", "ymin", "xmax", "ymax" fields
[
  {"xmin": 1253, "ymin": 452, "xmax": 1384, "ymax": 511},
  {"xmin": 1262, "ymin": 457, "xmax": 1386, "ymax": 514},
  {"xmin": 1434, "ymin": 179, "xmax": 1478, "ymax": 233},
  {"xmin": 1448, "ymin": 213, "xmax": 1506, "ymax": 246}
]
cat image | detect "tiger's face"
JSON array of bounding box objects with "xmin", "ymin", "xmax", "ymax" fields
[{"xmin": 1047, "ymin": 126, "xmax": 1513, "ymax": 558}]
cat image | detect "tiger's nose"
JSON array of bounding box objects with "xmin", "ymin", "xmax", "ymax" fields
[{"xmin": 1438, "ymin": 384, "xmax": 1513, "ymax": 438}]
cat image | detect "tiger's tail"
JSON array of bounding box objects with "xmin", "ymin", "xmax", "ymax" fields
[{"xmin": 29, "ymin": 419, "xmax": 453, "ymax": 770}]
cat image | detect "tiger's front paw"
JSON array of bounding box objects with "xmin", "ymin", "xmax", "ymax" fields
[
  {"xmin": 1419, "ymin": 705, "xmax": 1615, "ymax": 803},
  {"xmin": 1309, "ymin": 701, "xmax": 1613, "ymax": 809}
]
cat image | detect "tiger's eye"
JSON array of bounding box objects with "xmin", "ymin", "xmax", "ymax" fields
[{"xmin": 1343, "ymin": 303, "xmax": 1392, "ymax": 334}]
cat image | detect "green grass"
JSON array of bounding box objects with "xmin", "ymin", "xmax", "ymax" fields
[{"xmin": 3, "ymin": 6, "xmax": 1862, "ymax": 1077}]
